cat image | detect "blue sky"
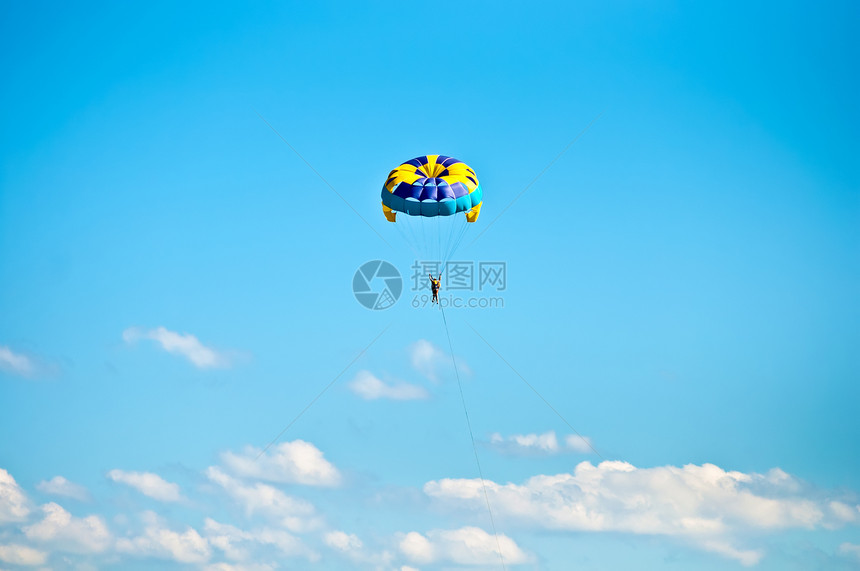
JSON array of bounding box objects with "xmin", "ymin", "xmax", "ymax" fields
[{"xmin": 1, "ymin": 1, "xmax": 858, "ymax": 569}]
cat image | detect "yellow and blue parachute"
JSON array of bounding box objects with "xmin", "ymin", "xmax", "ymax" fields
[{"xmin": 381, "ymin": 155, "xmax": 482, "ymax": 223}]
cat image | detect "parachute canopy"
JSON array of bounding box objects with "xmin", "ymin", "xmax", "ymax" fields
[{"xmin": 381, "ymin": 155, "xmax": 482, "ymax": 223}]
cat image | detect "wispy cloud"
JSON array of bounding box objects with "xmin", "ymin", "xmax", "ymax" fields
[
  {"xmin": 0, "ymin": 543, "xmax": 48, "ymax": 566},
  {"xmin": 122, "ymin": 326, "xmax": 231, "ymax": 368},
  {"xmin": 490, "ymin": 430, "xmax": 558, "ymax": 454},
  {"xmin": 324, "ymin": 530, "xmax": 363, "ymax": 552},
  {"xmin": 322, "ymin": 530, "xmax": 396, "ymax": 566},
  {"xmin": 0, "ymin": 455, "xmax": 857, "ymax": 570},
  {"xmin": 410, "ymin": 339, "xmax": 444, "ymax": 381},
  {"xmin": 205, "ymin": 518, "xmax": 317, "ymax": 564},
  {"xmin": 488, "ymin": 430, "xmax": 594, "ymax": 455},
  {"xmin": 219, "ymin": 440, "xmax": 341, "ymax": 487},
  {"xmin": 399, "ymin": 526, "xmax": 528, "ymax": 566},
  {"xmin": 202, "ymin": 564, "xmax": 277, "ymax": 571},
  {"xmin": 348, "ymin": 370, "xmax": 428, "ymax": 401},
  {"xmin": 425, "ymin": 461, "xmax": 860, "ymax": 566},
  {"xmin": 205, "ymin": 467, "xmax": 322, "ymax": 533},
  {"xmin": 116, "ymin": 511, "xmax": 210, "ymax": 564},
  {"xmin": 565, "ymin": 433, "xmax": 595, "ymax": 453},
  {"xmin": 0, "ymin": 345, "xmax": 35, "ymax": 377},
  {"xmin": 107, "ymin": 470, "xmax": 183, "ymax": 502},
  {"xmin": 0, "ymin": 468, "xmax": 30, "ymax": 522},
  {"xmin": 36, "ymin": 476, "xmax": 91, "ymax": 502},
  {"xmin": 409, "ymin": 339, "xmax": 470, "ymax": 381},
  {"xmin": 23, "ymin": 502, "xmax": 112, "ymax": 554},
  {"xmin": 840, "ymin": 542, "xmax": 860, "ymax": 562}
]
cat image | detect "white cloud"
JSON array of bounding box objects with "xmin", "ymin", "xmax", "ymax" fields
[
  {"xmin": 322, "ymin": 530, "xmax": 394, "ymax": 566},
  {"xmin": 205, "ymin": 519, "xmax": 315, "ymax": 563},
  {"xmin": 324, "ymin": 530, "xmax": 362, "ymax": 552},
  {"xmin": 425, "ymin": 461, "xmax": 860, "ymax": 566},
  {"xmin": 205, "ymin": 467, "xmax": 321, "ymax": 532},
  {"xmin": 107, "ymin": 470, "xmax": 182, "ymax": 502},
  {"xmin": 829, "ymin": 500, "xmax": 859, "ymax": 524},
  {"xmin": 512, "ymin": 431, "xmax": 559, "ymax": 452},
  {"xmin": 565, "ymin": 433, "xmax": 595, "ymax": 453},
  {"xmin": 220, "ymin": 440, "xmax": 341, "ymax": 487},
  {"xmin": 0, "ymin": 346, "xmax": 34, "ymax": 377},
  {"xmin": 36, "ymin": 476, "xmax": 90, "ymax": 502},
  {"xmin": 116, "ymin": 511, "xmax": 210, "ymax": 564},
  {"xmin": 399, "ymin": 527, "xmax": 528, "ymax": 566},
  {"xmin": 203, "ymin": 564, "xmax": 276, "ymax": 571},
  {"xmin": 123, "ymin": 326, "xmax": 230, "ymax": 368},
  {"xmin": 841, "ymin": 542, "xmax": 860, "ymax": 562},
  {"xmin": 23, "ymin": 502, "xmax": 111, "ymax": 554},
  {"xmin": 410, "ymin": 339, "xmax": 444, "ymax": 381},
  {"xmin": 398, "ymin": 531, "xmax": 433, "ymax": 564},
  {"xmin": 0, "ymin": 468, "xmax": 30, "ymax": 522},
  {"xmin": 490, "ymin": 430, "xmax": 559, "ymax": 454},
  {"xmin": 348, "ymin": 370, "xmax": 428, "ymax": 401},
  {"xmin": 204, "ymin": 519, "xmax": 252, "ymax": 562},
  {"xmin": 409, "ymin": 339, "xmax": 471, "ymax": 381},
  {"xmin": 489, "ymin": 430, "xmax": 594, "ymax": 455},
  {"xmin": 700, "ymin": 540, "xmax": 763, "ymax": 567},
  {"xmin": 0, "ymin": 543, "xmax": 48, "ymax": 566}
]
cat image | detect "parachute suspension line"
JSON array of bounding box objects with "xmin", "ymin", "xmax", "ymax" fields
[
  {"xmin": 406, "ymin": 217, "xmax": 423, "ymax": 261},
  {"xmin": 431, "ymin": 217, "xmax": 437, "ymax": 264},
  {"xmin": 439, "ymin": 304, "xmax": 507, "ymax": 571},
  {"xmin": 430, "ymin": 221, "xmax": 435, "ymax": 263},
  {"xmin": 409, "ymin": 217, "xmax": 418, "ymax": 256},
  {"xmin": 425, "ymin": 219, "xmax": 431, "ymax": 264},
  {"xmin": 443, "ymin": 214, "xmax": 458, "ymax": 263},
  {"xmin": 400, "ymin": 217, "xmax": 415, "ymax": 255},
  {"xmin": 437, "ymin": 216, "xmax": 442, "ymax": 265},
  {"xmin": 445, "ymin": 219, "xmax": 471, "ymax": 266},
  {"xmin": 393, "ymin": 213, "xmax": 472, "ymax": 269},
  {"xmin": 420, "ymin": 218, "xmax": 428, "ymax": 261},
  {"xmin": 450, "ymin": 216, "xmax": 465, "ymax": 265},
  {"xmin": 392, "ymin": 219, "xmax": 421, "ymax": 260}
]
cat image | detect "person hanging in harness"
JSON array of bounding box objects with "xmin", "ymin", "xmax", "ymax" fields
[{"xmin": 429, "ymin": 272, "xmax": 442, "ymax": 305}]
